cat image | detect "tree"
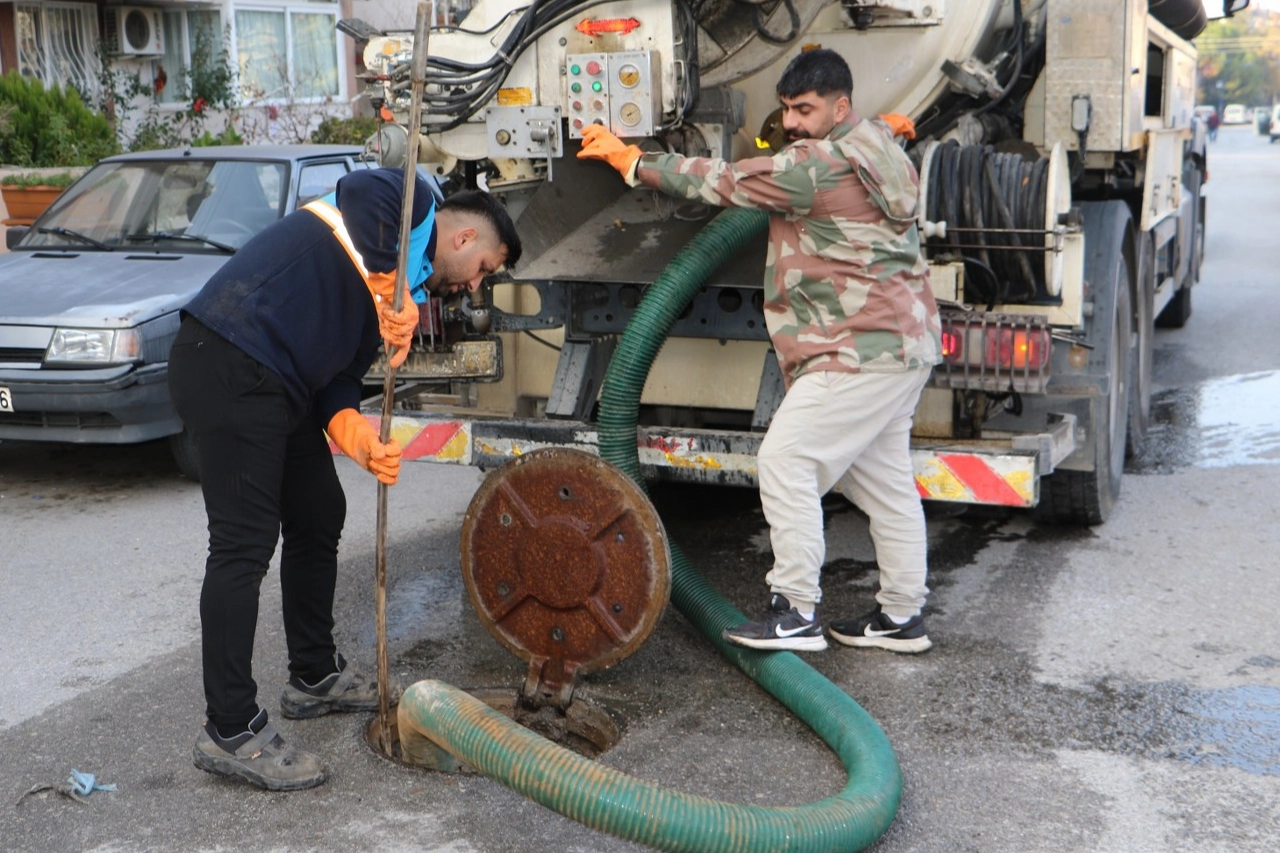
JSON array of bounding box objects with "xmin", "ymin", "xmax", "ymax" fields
[{"xmin": 1196, "ymin": 9, "xmax": 1280, "ymax": 107}]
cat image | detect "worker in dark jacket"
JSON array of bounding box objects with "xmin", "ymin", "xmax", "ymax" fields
[{"xmin": 168, "ymin": 167, "xmax": 521, "ymax": 791}]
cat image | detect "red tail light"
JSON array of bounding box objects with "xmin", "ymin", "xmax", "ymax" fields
[
  {"xmin": 941, "ymin": 328, "xmax": 964, "ymax": 362},
  {"xmin": 941, "ymin": 320, "xmax": 1049, "ymax": 371}
]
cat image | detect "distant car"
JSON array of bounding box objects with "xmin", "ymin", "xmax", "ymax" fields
[
  {"xmin": 1193, "ymin": 105, "xmax": 1217, "ymax": 122},
  {"xmin": 1270, "ymin": 106, "xmax": 1280, "ymax": 142},
  {"xmin": 0, "ymin": 145, "xmax": 369, "ymax": 478},
  {"xmin": 1222, "ymin": 103, "xmax": 1247, "ymax": 124}
]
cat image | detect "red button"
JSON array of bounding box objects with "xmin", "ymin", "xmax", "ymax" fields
[
  {"xmin": 572, "ymin": 100, "xmax": 582, "ymax": 111},
  {"xmin": 586, "ymin": 61, "xmax": 601, "ymax": 75},
  {"xmin": 572, "ymin": 118, "xmax": 583, "ymax": 129}
]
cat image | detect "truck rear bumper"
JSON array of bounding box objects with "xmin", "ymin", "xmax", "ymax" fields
[{"xmin": 349, "ymin": 411, "xmax": 1078, "ymax": 508}]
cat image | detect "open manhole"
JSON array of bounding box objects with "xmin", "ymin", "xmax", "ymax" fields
[
  {"xmin": 366, "ymin": 448, "xmax": 666, "ymax": 770},
  {"xmin": 365, "ymin": 688, "xmax": 622, "ymax": 769}
]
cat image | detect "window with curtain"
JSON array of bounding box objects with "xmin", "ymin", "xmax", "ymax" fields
[
  {"xmin": 14, "ymin": 2, "xmax": 99, "ymax": 100},
  {"xmin": 156, "ymin": 10, "xmax": 226, "ymax": 105},
  {"xmin": 235, "ymin": 5, "xmax": 340, "ymax": 103},
  {"xmin": 291, "ymin": 13, "xmax": 338, "ymax": 98}
]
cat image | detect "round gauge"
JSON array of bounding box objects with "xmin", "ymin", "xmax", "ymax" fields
[
  {"xmin": 619, "ymin": 102, "xmax": 642, "ymax": 127},
  {"xmin": 617, "ymin": 64, "xmax": 641, "ymax": 88}
]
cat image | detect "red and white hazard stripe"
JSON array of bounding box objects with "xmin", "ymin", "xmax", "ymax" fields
[
  {"xmin": 328, "ymin": 415, "xmax": 472, "ymax": 464},
  {"xmin": 911, "ymin": 450, "xmax": 1036, "ymax": 507}
]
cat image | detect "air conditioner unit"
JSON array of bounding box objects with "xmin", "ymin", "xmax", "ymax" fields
[{"xmin": 104, "ymin": 7, "xmax": 166, "ymax": 57}]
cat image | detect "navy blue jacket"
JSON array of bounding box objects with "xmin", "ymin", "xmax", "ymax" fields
[{"xmin": 185, "ymin": 168, "xmax": 437, "ymax": 425}]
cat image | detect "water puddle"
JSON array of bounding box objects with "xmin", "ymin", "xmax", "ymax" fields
[
  {"xmin": 1172, "ymin": 684, "xmax": 1280, "ymax": 776},
  {"xmin": 1129, "ymin": 371, "xmax": 1280, "ymax": 473}
]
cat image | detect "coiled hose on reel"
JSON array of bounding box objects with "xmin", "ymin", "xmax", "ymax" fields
[
  {"xmin": 925, "ymin": 140, "xmax": 1050, "ymax": 307},
  {"xmin": 399, "ymin": 206, "xmax": 902, "ymax": 852}
]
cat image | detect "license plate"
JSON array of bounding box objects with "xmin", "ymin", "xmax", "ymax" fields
[{"xmin": 0, "ymin": 386, "xmax": 12, "ymax": 413}]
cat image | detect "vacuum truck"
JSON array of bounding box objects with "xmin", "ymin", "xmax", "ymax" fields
[{"xmin": 349, "ymin": 0, "xmax": 1244, "ymax": 524}]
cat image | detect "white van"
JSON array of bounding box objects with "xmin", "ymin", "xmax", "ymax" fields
[
  {"xmin": 1222, "ymin": 103, "xmax": 1247, "ymax": 124},
  {"xmin": 1270, "ymin": 105, "xmax": 1280, "ymax": 142}
]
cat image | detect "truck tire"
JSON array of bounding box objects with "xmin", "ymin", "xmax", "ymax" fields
[
  {"xmin": 170, "ymin": 429, "xmax": 201, "ymax": 482},
  {"xmin": 1037, "ymin": 202, "xmax": 1132, "ymax": 525},
  {"xmin": 1157, "ymin": 166, "xmax": 1201, "ymax": 328},
  {"xmin": 1128, "ymin": 230, "xmax": 1154, "ymax": 458}
]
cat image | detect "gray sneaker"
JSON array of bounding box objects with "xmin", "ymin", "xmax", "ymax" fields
[
  {"xmin": 279, "ymin": 654, "xmax": 382, "ymax": 720},
  {"xmin": 192, "ymin": 709, "xmax": 327, "ymax": 791}
]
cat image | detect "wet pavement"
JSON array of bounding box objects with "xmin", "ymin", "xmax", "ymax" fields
[{"xmin": 1130, "ymin": 371, "xmax": 1280, "ymax": 473}]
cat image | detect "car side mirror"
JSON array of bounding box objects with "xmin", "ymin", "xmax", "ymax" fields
[{"xmin": 6, "ymin": 225, "xmax": 29, "ymax": 250}]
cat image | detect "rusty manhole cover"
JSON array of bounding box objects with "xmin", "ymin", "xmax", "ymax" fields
[{"xmin": 460, "ymin": 447, "xmax": 671, "ymax": 697}]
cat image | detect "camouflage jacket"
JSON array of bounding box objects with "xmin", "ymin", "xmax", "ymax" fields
[{"xmin": 633, "ymin": 116, "xmax": 941, "ymax": 384}]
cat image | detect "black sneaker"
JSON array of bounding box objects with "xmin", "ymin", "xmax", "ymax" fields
[
  {"xmin": 828, "ymin": 607, "xmax": 932, "ymax": 654},
  {"xmin": 722, "ymin": 594, "xmax": 828, "ymax": 651},
  {"xmin": 279, "ymin": 653, "xmax": 384, "ymax": 720}
]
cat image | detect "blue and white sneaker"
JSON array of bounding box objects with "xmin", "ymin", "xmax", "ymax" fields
[
  {"xmin": 828, "ymin": 607, "xmax": 932, "ymax": 654},
  {"xmin": 722, "ymin": 594, "xmax": 828, "ymax": 651}
]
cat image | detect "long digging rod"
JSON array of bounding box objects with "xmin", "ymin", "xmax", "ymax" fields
[{"xmin": 376, "ymin": 0, "xmax": 431, "ymax": 754}]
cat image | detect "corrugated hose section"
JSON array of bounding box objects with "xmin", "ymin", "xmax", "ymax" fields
[{"xmin": 399, "ymin": 206, "xmax": 902, "ymax": 852}]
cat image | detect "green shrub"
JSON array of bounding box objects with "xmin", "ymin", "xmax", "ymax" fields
[
  {"xmin": 0, "ymin": 171, "xmax": 78, "ymax": 188},
  {"xmin": 191, "ymin": 125, "xmax": 245, "ymax": 147},
  {"xmin": 0, "ymin": 72, "xmax": 119, "ymax": 166},
  {"xmin": 310, "ymin": 116, "xmax": 378, "ymax": 146}
]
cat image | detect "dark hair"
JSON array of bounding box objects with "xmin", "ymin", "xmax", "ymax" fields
[
  {"xmin": 776, "ymin": 49, "xmax": 853, "ymax": 101},
  {"xmin": 440, "ymin": 189, "xmax": 523, "ymax": 269}
]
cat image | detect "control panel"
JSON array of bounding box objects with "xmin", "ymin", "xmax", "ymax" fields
[{"xmin": 565, "ymin": 51, "xmax": 662, "ymax": 139}]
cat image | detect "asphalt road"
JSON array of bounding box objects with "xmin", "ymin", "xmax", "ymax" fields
[{"xmin": 2, "ymin": 124, "xmax": 1278, "ymax": 852}]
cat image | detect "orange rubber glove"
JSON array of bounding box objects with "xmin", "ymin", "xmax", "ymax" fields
[
  {"xmin": 380, "ymin": 302, "xmax": 417, "ymax": 369},
  {"xmin": 576, "ymin": 124, "xmax": 643, "ymax": 179},
  {"xmin": 878, "ymin": 113, "xmax": 916, "ymax": 140},
  {"xmin": 366, "ymin": 271, "xmax": 418, "ymax": 368},
  {"xmin": 327, "ymin": 409, "xmax": 402, "ymax": 485}
]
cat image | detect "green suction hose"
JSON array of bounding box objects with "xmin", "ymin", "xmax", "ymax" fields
[{"xmin": 399, "ymin": 207, "xmax": 902, "ymax": 852}]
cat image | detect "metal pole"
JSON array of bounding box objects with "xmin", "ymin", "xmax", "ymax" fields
[{"xmin": 375, "ymin": 0, "xmax": 430, "ymax": 755}]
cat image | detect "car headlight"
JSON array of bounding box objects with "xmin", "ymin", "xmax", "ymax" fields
[{"xmin": 45, "ymin": 328, "xmax": 142, "ymax": 365}]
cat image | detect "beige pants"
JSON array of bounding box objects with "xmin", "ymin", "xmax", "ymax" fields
[{"xmin": 758, "ymin": 368, "xmax": 932, "ymax": 620}]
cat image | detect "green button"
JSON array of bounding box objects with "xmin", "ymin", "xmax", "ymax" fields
[
  {"xmin": 570, "ymin": 64, "xmax": 581, "ymax": 75},
  {"xmin": 591, "ymin": 81, "xmax": 603, "ymax": 92},
  {"xmin": 570, "ymin": 82, "xmax": 582, "ymax": 93}
]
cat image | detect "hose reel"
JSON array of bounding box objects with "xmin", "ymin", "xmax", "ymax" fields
[{"xmin": 917, "ymin": 139, "xmax": 1072, "ymax": 307}]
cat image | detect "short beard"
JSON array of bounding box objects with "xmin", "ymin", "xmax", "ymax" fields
[{"xmin": 422, "ymin": 269, "xmax": 453, "ymax": 297}]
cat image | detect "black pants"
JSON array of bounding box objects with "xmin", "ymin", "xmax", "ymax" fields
[{"xmin": 169, "ymin": 316, "xmax": 346, "ymax": 729}]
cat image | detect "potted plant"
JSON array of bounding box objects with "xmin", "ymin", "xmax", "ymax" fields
[{"xmin": 0, "ymin": 170, "xmax": 77, "ymax": 225}]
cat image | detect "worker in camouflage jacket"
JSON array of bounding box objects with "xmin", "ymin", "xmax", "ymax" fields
[{"xmin": 579, "ymin": 48, "xmax": 942, "ymax": 654}]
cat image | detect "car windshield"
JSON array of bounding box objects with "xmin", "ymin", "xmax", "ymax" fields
[{"xmin": 19, "ymin": 158, "xmax": 289, "ymax": 252}]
